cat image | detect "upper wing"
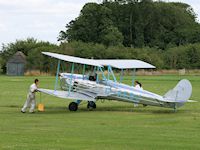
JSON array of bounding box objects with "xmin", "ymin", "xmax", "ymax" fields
[
  {"xmin": 38, "ymin": 88, "xmax": 95, "ymax": 101},
  {"xmin": 95, "ymin": 59, "xmax": 155, "ymax": 69},
  {"xmin": 42, "ymin": 52, "xmax": 155, "ymax": 69},
  {"xmin": 42, "ymin": 52, "xmax": 102, "ymax": 67}
]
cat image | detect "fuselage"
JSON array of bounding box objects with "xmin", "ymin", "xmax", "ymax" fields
[{"xmin": 59, "ymin": 73, "xmax": 184, "ymax": 108}]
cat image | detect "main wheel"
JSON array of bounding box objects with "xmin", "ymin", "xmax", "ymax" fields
[
  {"xmin": 87, "ymin": 101, "xmax": 96, "ymax": 110},
  {"xmin": 69, "ymin": 102, "xmax": 78, "ymax": 111},
  {"xmin": 143, "ymin": 104, "xmax": 147, "ymax": 107}
]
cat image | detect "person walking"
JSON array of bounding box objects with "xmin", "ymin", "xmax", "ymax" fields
[{"xmin": 21, "ymin": 79, "xmax": 39, "ymax": 113}]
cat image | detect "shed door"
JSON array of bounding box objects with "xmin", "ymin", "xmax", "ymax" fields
[
  {"xmin": 17, "ymin": 63, "xmax": 24, "ymax": 75},
  {"xmin": 7, "ymin": 63, "xmax": 24, "ymax": 76}
]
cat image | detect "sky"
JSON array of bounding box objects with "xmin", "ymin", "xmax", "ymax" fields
[{"xmin": 0, "ymin": 0, "xmax": 199, "ymax": 46}]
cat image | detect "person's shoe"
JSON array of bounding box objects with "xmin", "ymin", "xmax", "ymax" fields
[
  {"xmin": 30, "ymin": 111, "xmax": 35, "ymax": 113},
  {"xmin": 21, "ymin": 110, "xmax": 25, "ymax": 113}
]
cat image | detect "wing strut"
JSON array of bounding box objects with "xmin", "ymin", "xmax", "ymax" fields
[
  {"xmin": 54, "ymin": 60, "xmax": 61, "ymax": 91},
  {"xmin": 68, "ymin": 62, "xmax": 74, "ymax": 95},
  {"xmin": 120, "ymin": 69, "xmax": 124, "ymax": 83},
  {"xmin": 108, "ymin": 65, "xmax": 117, "ymax": 82},
  {"xmin": 82, "ymin": 64, "xmax": 86, "ymax": 80},
  {"xmin": 132, "ymin": 68, "xmax": 136, "ymax": 86},
  {"xmin": 99, "ymin": 67, "xmax": 107, "ymax": 80}
]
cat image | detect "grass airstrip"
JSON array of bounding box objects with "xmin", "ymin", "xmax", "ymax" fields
[{"xmin": 0, "ymin": 75, "xmax": 200, "ymax": 150}]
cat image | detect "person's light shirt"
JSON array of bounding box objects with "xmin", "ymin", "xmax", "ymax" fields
[
  {"xmin": 29, "ymin": 83, "xmax": 37, "ymax": 94},
  {"xmin": 135, "ymin": 84, "xmax": 143, "ymax": 90},
  {"xmin": 135, "ymin": 84, "xmax": 141, "ymax": 89}
]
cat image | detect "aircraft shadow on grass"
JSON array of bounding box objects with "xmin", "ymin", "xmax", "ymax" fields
[{"xmin": 37, "ymin": 105, "xmax": 187, "ymax": 114}]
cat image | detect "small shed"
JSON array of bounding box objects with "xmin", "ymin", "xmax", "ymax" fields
[{"xmin": 6, "ymin": 51, "xmax": 26, "ymax": 76}]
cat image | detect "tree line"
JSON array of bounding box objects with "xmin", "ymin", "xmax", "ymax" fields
[
  {"xmin": 1, "ymin": 0, "xmax": 200, "ymax": 73},
  {"xmin": 0, "ymin": 39, "xmax": 200, "ymax": 74}
]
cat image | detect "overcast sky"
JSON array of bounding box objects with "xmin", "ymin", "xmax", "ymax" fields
[{"xmin": 0, "ymin": 0, "xmax": 199, "ymax": 46}]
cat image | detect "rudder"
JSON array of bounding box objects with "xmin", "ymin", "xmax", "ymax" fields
[{"xmin": 163, "ymin": 79, "xmax": 192, "ymax": 102}]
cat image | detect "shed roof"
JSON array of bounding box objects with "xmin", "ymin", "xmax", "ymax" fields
[{"xmin": 7, "ymin": 51, "xmax": 26, "ymax": 63}]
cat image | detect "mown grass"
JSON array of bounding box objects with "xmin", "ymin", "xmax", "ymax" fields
[{"xmin": 0, "ymin": 75, "xmax": 200, "ymax": 150}]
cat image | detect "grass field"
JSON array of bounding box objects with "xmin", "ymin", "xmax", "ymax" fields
[{"xmin": 0, "ymin": 75, "xmax": 200, "ymax": 150}]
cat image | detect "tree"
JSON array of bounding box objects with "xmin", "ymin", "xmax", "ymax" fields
[
  {"xmin": 59, "ymin": 3, "xmax": 113, "ymax": 44},
  {"xmin": 100, "ymin": 26, "xmax": 123, "ymax": 46},
  {"xmin": 59, "ymin": 1, "xmax": 200, "ymax": 49}
]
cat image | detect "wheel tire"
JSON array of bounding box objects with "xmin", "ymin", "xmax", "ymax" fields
[
  {"xmin": 143, "ymin": 104, "xmax": 147, "ymax": 107},
  {"xmin": 69, "ymin": 102, "xmax": 78, "ymax": 111},
  {"xmin": 87, "ymin": 101, "xmax": 96, "ymax": 110}
]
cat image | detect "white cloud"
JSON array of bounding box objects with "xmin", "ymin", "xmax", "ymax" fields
[
  {"xmin": 0, "ymin": 0, "xmax": 199, "ymax": 46},
  {"xmin": 0, "ymin": 0, "xmax": 97, "ymax": 46}
]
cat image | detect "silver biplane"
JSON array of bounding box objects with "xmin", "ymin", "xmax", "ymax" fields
[{"xmin": 38, "ymin": 52, "xmax": 193, "ymax": 112}]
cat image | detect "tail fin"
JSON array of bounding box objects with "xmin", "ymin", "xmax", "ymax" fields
[{"xmin": 163, "ymin": 79, "xmax": 192, "ymax": 102}]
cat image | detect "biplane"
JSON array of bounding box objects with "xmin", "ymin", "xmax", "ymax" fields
[{"xmin": 38, "ymin": 52, "xmax": 193, "ymax": 112}]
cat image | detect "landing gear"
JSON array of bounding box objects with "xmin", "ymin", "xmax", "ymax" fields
[
  {"xmin": 68, "ymin": 102, "xmax": 78, "ymax": 111},
  {"xmin": 173, "ymin": 103, "xmax": 177, "ymax": 113},
  {"xmin": 68, "ymin": 101, "xmax": 96, "ymax": 111},
  {"xmin": 87, "ymin": 101, "xmax": 96, "ymax": 110}
]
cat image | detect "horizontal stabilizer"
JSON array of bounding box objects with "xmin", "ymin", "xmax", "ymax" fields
[
  {"xmin": 163, "ymin": 79, "xmax": 192, "ymax": 103},
  {"xmin": 38, "ymin": 88, "xmax": 95, "ymax": 101},
  {"xmin": 187, "ymin": 100, "xmax": 197, "ymax": 102}
]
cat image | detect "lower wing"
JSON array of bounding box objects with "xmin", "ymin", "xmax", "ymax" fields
[{"xmin": 38, "ymin": 88, "xmax": 95, "ymax": 101}]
